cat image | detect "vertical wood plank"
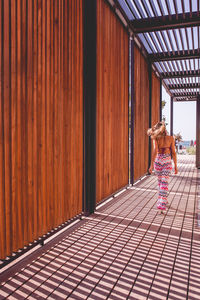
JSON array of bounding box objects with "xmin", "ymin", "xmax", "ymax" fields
[
  {"xmin": 59, "ymin": 0, "xmax": 64, "ymax": 221},
  {"xmin": 33, "ymin": 0, "xmax": 38, "ymax": 239},
  {"xmin": 54, "ymin": 0, "xmax": 59, "ymax": 226},
  {"xmin": 0, "ymin": 0, "xmax": 6, "ymax": 258},
  {"xmin": 96, "ymin": 0, "xmax": 100, "ymax": 201},
  {"xmin": 70, "ymin": 0, "xmax": 74, "ymax": 216},
  {"xmin": 70, "ymin": 0, "xmax": 75, "ymax": 216},
  {"xmin": 63, "ymin": 0, "xmax": 68, "ymax": 219},
  {"xmin": 41, "ymin": 0, "xmax": 47, "ymax": 233},
  {"xmin": 57, "ymin": 0, "xmax": 60, "ymax": 223},
  {"xmin": 4, "ymin": 0, "xmax": 12, "ymax": 254},
  {"xmin": 16, "ymin": 0, "xmax": 23, "ymax": 248},
  {"xmin": 11, "ymin": 0, "xmax": 17, "ymax": 252},
  {"xmin": 37, "ymin": 0, "xmax": 42, "ymax": 234},
  {"xmin": 49, "ymin": 0, "xmax": 55, "ymax": 227},
  {"xmin": 65, "ymin": 0, "xmax": 72, "ymax": 217},
  {"xmin": 21, "ymin": 0, "xmax": 28, "ymax": 245},
  {"xmin": 27, "ymin": 0, "xmax": 33, "ymax": 242},
  {"xmin": 74, "ymin": 0, "xmax": 80, "ymax": 214},
  {"xmin": 76, "ymin": 0, "xmax": 82, "ymax": 214},
  {"xmin": 46, "ymin": 0, "xmax": 51, "ymax": 230},
  {"xmin": 79, "ymin": 0, "xmax": 83, "ymax": 214}
]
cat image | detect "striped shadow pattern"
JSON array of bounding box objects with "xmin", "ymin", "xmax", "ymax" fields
[{"xmin": 0, "ymin": 155, "xmax": 199, "ymax": 300}]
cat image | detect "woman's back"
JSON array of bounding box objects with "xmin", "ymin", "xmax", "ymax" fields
[
  {"xmin": 156, "ymin": 135, "xmax": 175, "ymax": 154},
  {"xmin": 157, "ymin": 135, "xmax": 173, "ymax": 148}
]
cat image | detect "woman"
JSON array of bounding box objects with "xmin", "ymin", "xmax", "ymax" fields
[{"xmin": 147, "ymin": 122, "xmax": 178, "ymax": 213}]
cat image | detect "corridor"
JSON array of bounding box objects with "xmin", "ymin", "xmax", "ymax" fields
[{"xmin": 0, "ymin": 155, "xmax": 199, "ymax": 300}]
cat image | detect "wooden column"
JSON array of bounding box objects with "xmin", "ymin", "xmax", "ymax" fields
[
  {"xmin": 170, "ymin": 96, "xmax": 174, "ymax": 136},
  {"xmin": 196, "ymin": 99, "xmax": 200, "ymax": 168},
  {"xmin": 83, "ymin": 0, "xmax": 97, "ymax": 214},
  {"xmin": 130, "ymin": 38, "xmax": 134, "ymax": 185}
]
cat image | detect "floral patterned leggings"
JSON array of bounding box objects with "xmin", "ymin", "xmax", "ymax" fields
[{"xmin": 154, "ymin": 154, "xmax": 172, "ymax": 210}]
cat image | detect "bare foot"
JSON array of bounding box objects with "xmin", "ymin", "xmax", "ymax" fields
[{"xmin": 158, "ymin": 210, "xmax": 165, "ymax": 215}]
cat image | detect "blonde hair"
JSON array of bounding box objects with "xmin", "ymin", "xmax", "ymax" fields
[{"xmin": 147, "ymin": 121, "xmax": 167, "ymax": 139}]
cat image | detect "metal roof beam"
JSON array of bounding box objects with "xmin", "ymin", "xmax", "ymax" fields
[
  {"xmin": 173, "ymin": 92, "xmax": 199, "ymax": 97},
  {"xmin": 149, "ymin": 49, "xmax": 200, "ymax": 62},
  {"xmin": 174, "ymin": 97, "xmax": 198, "ymax": 102},
  {"xmin": 167, "ymin": 83, "xmax": 200, "ymax": 90},
  {"xmin": 161, "ymin": 70, "xmax": 200, "ymax": 79},
  {"xmin": 131, "ymin": 12, "xmax": 200, "ymax": 33}
]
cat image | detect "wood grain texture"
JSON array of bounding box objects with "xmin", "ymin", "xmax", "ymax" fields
[
  {"xmin": 152, "ymin": 71, "xmax": 161, "ymax": 126},
  {"xmin": 96, "ymin": 0, "xmax": 129, "ymax": 203},
  {"xmin": 0, "ymin": 0, "xmax": 83, "ymax": 260},
  {"xmin": 133, "ymin": 46, "xmax": 150, "ymax": 181},
  {"xmin": 0, "ymin": 0, "xmax": 6, "ymax": 257}
]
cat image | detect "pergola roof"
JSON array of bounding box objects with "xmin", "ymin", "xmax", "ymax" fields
[{"xmin": 113, "ymin": 0, "xmax": 200, "ymax": 102}]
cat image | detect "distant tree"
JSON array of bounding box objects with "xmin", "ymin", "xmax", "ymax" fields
[
  {"xmin": 162, "ymin": 115, "xmax": 168, "ymax": 126},
  {"xmin": 162, "ymin": 99, "xmax": 166, "ymax": 109},
  {"xmin": 174, "ymin": 132, "xmax": 182, "ymax": 143},
  {"xmin": 161, "ymin": 100, "xmax": 167, "ymax": 125}
]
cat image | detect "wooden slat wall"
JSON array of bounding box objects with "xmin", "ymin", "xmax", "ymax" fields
[
  {"xmin": 0, "ymin": 0, "xmax": 83, "ymax": 260},
  {"xmin": 96, "ymin": 0, "xmax": 129, "ymax": 203},
  {"xmin": 152, "ymin": 71, "xmax": 161, "ymax": 126},
  {"xmin": 133, "ymin": 46, "xmax": 149, "ymax": 181}
]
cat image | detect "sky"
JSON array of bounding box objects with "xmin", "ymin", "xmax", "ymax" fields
[{"xmin": 162, "ymin": 86, "xmax": 196, "ymax": 141}]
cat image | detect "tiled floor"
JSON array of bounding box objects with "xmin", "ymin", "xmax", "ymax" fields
[{"xmin": 0, "ymin": 155, "xmax": 199, "ymax": 299}]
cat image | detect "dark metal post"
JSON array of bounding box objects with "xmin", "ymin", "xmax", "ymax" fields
[
  {"xmin": 196, "ymin": 99, "xmax": 200, "ymax": 168},
  {"xmin": 148, "ymin": 63, "xmax": 152, "ymax": 170},
  {"xmin": 170, "ymin": 96, "xmax": 174, "ymax": 136},
  {"xmin": 160, "ymin": 78, "xmax": 162, "ymax": 121},
  {"xmin": 130, "ymin": 38, "xmax": 134, "ymax": 185},
  {"xmin": 83, "ymin": 0, "xmax": 97, "ymax": 215}
]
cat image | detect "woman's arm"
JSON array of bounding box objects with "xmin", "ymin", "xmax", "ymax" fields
[
  {"xmin": 171, "ymin": 137, "xmax": 178, "ymax": 174},
  {"xmin": 149, "ymin": 139, "xmax": 158, "ymax": 174}
]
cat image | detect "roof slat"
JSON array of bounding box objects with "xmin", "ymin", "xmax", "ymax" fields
[
  {"xmin": 181, "ymin": 0, "xmax": 185, "ymax": 16},
  {"xmin": 174, "ymin": 97, "xmax": 198, "ymax": 101},
  {"xmin": 149, "ymin": 49, "xmax": 200, "ymax": 62},
  {"xmin": 165, "ymin": 0, "xmax": 171, "ymax": 15},
  {"xmin": 147, "ymin": 0, "xmax": 158, "ymax": 17},
  {"xmin": 173, "ymin": 91, "xmax": 199, "ymax": 97},
  {"xmin": 140, "ymin": 0, "xmax": 151, "ymax": 17},
  {"xmin": 132, "ymin": 0, "xmax": 146, "ymax": 18},
  {"xmin": 168, "ymin": 83, "xmax": 200, "ymax": 90},
  {"xmin": 131, "ymin": 12, "xmax": 200, "ymax": 33},
  {"xmin": 161, "ymin": 70, "xmax": 200, "ymax": 79}
]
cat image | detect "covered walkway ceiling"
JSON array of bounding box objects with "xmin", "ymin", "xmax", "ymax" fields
[{"xmin": 112, "ymin": 0, "xmax": 200, "ymax": 102}]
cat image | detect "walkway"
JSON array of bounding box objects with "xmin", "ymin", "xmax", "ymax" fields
[{"xmin": 0, "ymin": 155, "xmax": 199, "ymax": 300}]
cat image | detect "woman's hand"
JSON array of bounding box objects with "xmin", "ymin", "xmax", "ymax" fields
[{"xmin": 149, "ymin": 165, "xmax": 153, "ymax": 174}]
